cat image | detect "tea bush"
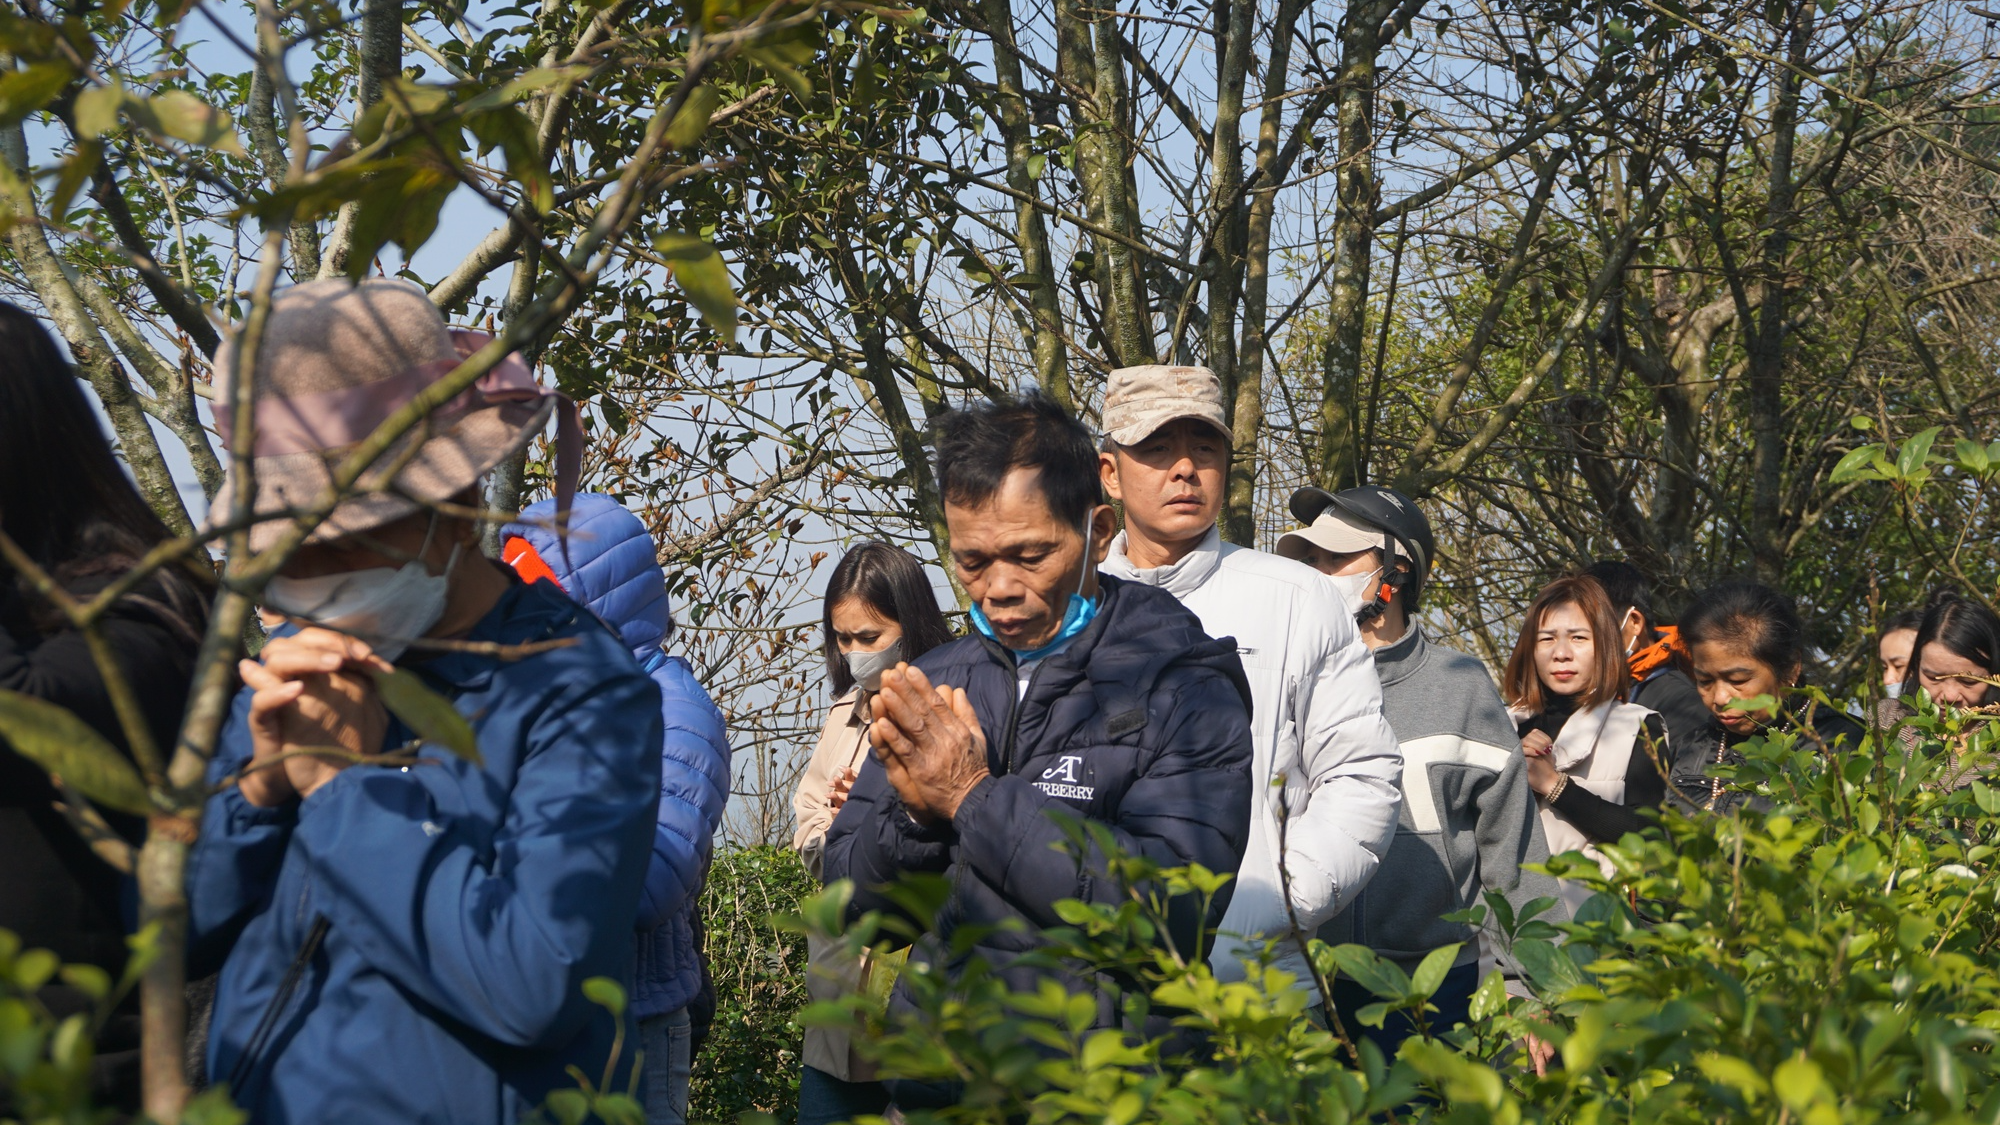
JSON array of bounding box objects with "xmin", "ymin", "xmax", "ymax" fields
[
  {"xmin": 795, "ymin": 695, "xmax": 2000, "ymax": 1124},
  {"xmin": 692, "ymin": 845, "xmax": 816, "ymax": 1125}
]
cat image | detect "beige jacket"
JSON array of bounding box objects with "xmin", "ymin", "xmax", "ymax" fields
[{"xmin": 792, "ymin": 692, "xmax": 879, "ymax": 1081}]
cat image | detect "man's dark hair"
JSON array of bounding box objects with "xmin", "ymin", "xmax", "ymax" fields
[
  {"xmin": 821, "ymin": 541, "xmax": 956, "ymax": 696},
  {"xmin": 1681, "ymin": 580, "xmax": 1808, "ymax": 678},
  {"xmin": 932, "ymin": 389, "xmax": 1101, "ymax": 526},
  {"xmin": 1585, "ymin": 560, "xmax": 1654, "ymax": 625}
]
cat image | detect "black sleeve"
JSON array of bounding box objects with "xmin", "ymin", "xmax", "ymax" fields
[
  {"xmin": 0, "ymin": 597, "xmax": 196, "ymax": 760},
  {"xmin": 1548, "ymin": 715, "xmax": 1667, "ymax": 845}
]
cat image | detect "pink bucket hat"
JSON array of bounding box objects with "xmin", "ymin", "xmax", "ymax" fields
[{"xmin": 208, "ymin": 278, "xmax": 579, "ymax": 553}]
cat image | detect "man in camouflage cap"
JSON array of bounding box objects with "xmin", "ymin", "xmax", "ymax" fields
[{"xmin": 1096, "ymin": 364, "xmax": 1402, "ymax": 1002}]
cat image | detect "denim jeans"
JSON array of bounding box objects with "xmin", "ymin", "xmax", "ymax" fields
[
  {"xmin": 639, "ymin": 1008, "xmax": 693, "ymax": 1125},
  {"xmin": 798, "ymin": 1064, "xmax": 892, "ymax": 1125}
]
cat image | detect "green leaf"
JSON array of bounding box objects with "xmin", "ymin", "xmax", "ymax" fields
[
  {"xmin": 466, "ymin": 105, "xmax": 553, "ymax": 212},
  {"xmin": 1773, "ymin": 1054, "xmax": 1826, "ymax": 1113},
  {"xmin": 181, "ymin": 1086, "xmax": 250, "ymax": 1125},
  {"xmin": 339, "ymin": 156, "xmax": 457, "ymax": 281},
  {"xmin": 665, "ymin": 83, "xmax": 723, "ymax": 151},
  {"xmin": 1408, "ymin": 942, "xmax": 1462, "ymax": 1001},
  {"xmin": 129, "ymin": 89, "xmax": 245, "ymax": 155},
  {"xmin": 1956, "ymin": 438, "xmax": 1992, "ymax": 475},
  {"xmin": 581, "ymin": 976, "xmax": 627, "ymax": 1018},
  {"xmin": 0, "ymin": 61, "xmax": 73, "ymax": 127},
  {"xmin": 0, "ymin": 689, "xmax": 151, "ymax": 814},
  {"xmin": 1323, "ymin": 943, "xmax": 1411, "ymax": 1000},
  {"xmin": 1466, "ymin": 969, "xmax": 1507, "ymax": 1021},
  {"xmin": 1830, "ymin": 443, "xmax": 1885, "ymax": 485},
  {"xmin": 743, "ymin": 44, "xmax": 814, "ymax": 100},
  {"xmin": 367, "ymin": 666, "xmax": 480, "ymax": 764},
  {"xmin": 653, "ymin": 232, "xmax": 738, "ymax": 343},
  {"xmin": 1697, "ymin": 1052, "xmax": 1770, "ymax": 1098},
  {"xmin": 1897, "ymin": 426, "xmax": 1942, "ymax": 479},
  {"xmin": 592, "ymin": 1093, "xmax": 646, "ymax": 1125},
  {"xmin": 71, "ymin": 81, "xmax": 124, "ymax": 139},
  {"xmin": 44, "ymin": 140, "xmax": 100, "ymax": 221}
]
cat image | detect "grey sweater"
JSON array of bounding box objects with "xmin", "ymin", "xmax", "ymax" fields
[{"xmin": 1317, "ymin": 624, "xmax": 1565, "ymax": 978}]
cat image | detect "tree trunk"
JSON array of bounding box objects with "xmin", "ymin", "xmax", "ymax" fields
[
  {"xmin": 1202, "ymin": 0, "xmax": 1253, "ymax": 435},
  {"xmin": 1061, "ymin": 0, "xmax": 1153, "ymax": 367},
  {"xmin": 1746, "ymin": 2, "xmax": 1812, "ymax": 584},
  {"xmin": 981, "ymin": 0, "xmax": 1071, "ymax": 405},
  {"xmin": 1224, "ymin": 0, "xmax": 1304, "ymax": 544},
  {"xmin": 1315, "ymin": 8, "xmax": 1382, "ymax": 490},
  {"xmin": 248, "ymin": 63, "xmax": 322, "ymax": 278},
  {"xmin": 321, "ymin": 0, "xmax": 404, "ymax": 278}
]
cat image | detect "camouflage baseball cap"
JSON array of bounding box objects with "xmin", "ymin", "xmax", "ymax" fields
[{"xmin": 1100, "ymin": 364, "xmax": 1231, "ymax": 447}]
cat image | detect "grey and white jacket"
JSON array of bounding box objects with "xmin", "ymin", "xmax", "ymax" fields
[
  {"xmin": 1102, "ymin": 528, "xmax": 1402, "ymax": 989},
  {"xmin": 1316, "ymin": 623, "xmax": 1565, "ymax": 982}
]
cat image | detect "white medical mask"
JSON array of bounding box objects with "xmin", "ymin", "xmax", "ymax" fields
[
  {"xmin": 1884, "ymin": 681, "xmax": 1905, "ymax": 699},
  {"xmin": 1330, "ymin": 567, "xmax": 1383, "ymax": 612},
  {"xmin": 845, "ymin": 639, "xmax": 905, "ymax": 693},
  {"xmin": 264, "ymin": 522, "xmax": 461, "ymax": 661}
]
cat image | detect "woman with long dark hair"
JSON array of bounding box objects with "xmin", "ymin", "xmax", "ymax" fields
[
  {"xmin": 1503, "ymin": 575, "xmax": 1667, "ymax": 905},
  {"xmin": 1901, "ymin": 590, "xmax": 2000, "ymax": 711},
  {"xmin": 1681, "ymin": 580, "xmax": 1864, "ymax": 755},
  {"xmin": 0, "ymin": 302, "xmax": 213, "ymax": 1107},
  {"xmin": 790, "ymin": 542, "xmax": 953, "ymax": 1125}
]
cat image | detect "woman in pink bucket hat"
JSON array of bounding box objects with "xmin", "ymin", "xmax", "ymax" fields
[{"xmin": 186, "ymin": 278, "xmax": 666, "ymax": 1123}]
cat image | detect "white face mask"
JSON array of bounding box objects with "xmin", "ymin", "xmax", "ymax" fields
[
  {"xmin": 845, "ymin": 639, "xmax": 905, "ymax": 693},
  {"xmin": 1884, "ymin": 681, "xmax": 1905, "ymax": 699},
  {"xmin": 1330, "ymin": 567, "xmax": 1383, "ymax": 612},
  {"xmin": 264, "ymin": 523, "xmax": 460, "ymax": 661}
]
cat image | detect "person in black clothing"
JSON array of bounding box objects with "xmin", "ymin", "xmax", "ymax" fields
[
  {"xmin": 1502, "ymin": 576, "xmax": 1667, "ymax": 896},
  {"xmin": 823, "ymin": 392, "xmax": 1253, "ymax": 1108},
  {"xmin": 0, "ymin": 303, "xmax": 213, "ymax": 1109},
  {"xmin": 1681, "ymin": 581, "xmax": 1865, "ymax": 755},
  {"xmin": 1585, "ymin": 561, "xmax": 1726, "ymax": 811}
]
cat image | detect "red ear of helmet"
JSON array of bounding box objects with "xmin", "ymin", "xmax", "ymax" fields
[{"xmin": 502, "ymin": 536, "xmax": 564, "ymax": 591}]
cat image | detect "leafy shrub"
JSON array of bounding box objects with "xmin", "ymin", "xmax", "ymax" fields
[
  {"xmin": 791, "ymin": 697, "xmax": 2000, "ymax": 1124},
  {"xmin": 692, "ymin": 845, "xmax": 816, "ymax": 1125}
]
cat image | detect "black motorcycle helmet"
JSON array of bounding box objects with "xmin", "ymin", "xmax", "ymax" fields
[{"xmin": 1285, "ymin": 484, "xmax": 1438, "ymax": 615}]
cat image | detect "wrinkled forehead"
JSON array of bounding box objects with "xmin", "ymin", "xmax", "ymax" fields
[{"xmin": 943, "ymin": 468, "xmax": 1085, "ymax": 556}]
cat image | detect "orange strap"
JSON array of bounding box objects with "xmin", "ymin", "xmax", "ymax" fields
[
  {"xmin": 501, "ymin": 536, "xmax": 563, "ymax": 590},
  {"xmin": 1628, "ymin": 624, "xmax": 1685, "ymax": 681}
]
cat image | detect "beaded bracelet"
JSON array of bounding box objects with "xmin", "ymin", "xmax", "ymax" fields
[{"xmin": 1545, "ymin": 772, "xmax": 1570, "ymax": 804}]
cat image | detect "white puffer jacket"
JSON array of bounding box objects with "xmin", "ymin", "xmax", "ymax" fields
[{"xmin": 1102, "ymin": 528, "xmax": 1403, "ymax": 990}]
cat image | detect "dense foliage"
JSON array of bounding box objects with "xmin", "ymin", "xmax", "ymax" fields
[
  {"xmin": 692, "ymin": 845, "xmax": 817, "ymax": 1125},
  {"xmin": 787, "ymin": 695, "xmax": 2000, "ymax": 1124}
]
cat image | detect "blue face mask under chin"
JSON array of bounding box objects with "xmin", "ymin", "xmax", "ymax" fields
[{"xmin": 969, "ymin": 511, "xmax": 1101, "ymax": 662}]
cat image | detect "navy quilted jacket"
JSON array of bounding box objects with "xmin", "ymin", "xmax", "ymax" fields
[
  {"xmin": 822, "ymin": 575, "xmax": 1253, "ymax": 1029},
  {"xmin": 506, "ymin": 494, "xmax": 733, "ymax": 1020}
]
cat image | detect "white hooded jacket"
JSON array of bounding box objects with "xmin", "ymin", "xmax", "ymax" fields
[{"xmin": 1102, "ymin": 527, "xmax": 1403, "ymax": 989}]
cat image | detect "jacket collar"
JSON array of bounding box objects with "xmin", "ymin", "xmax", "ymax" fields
[
  {"xmin": 1371, "ymin": 621, "xmax": 1430, "ymax": 687},
  {"xmin": 1102, "ymin": 526, "xmax": 1223, "ymax": 599}
]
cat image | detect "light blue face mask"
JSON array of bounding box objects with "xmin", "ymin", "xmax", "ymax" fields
[{"xmin": 969, "ymin": 509, "xmax": 1101, "ymax": 662}]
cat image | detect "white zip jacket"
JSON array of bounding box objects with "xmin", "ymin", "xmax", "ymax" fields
[{"xmin": 1102, "ymin": 527, "xmax": 1403, "ymax": 989}]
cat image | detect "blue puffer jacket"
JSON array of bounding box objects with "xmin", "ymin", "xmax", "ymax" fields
[
  {"xmin": 823, "ymin": 574, "xmax": 1254, "ymax": 1032},
  {"xmin": 188, "ymin": 580, "xmax": 662, "ymax": 1124},
  {"xmin": 504, "ymin": 494, "xmax": 732, "ymax": 1021}
]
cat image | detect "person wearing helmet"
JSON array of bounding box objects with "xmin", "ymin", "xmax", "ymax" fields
[
  {"xmin": 1278, "ymin": 485, "xmax": 1563, "ymax": 1058},
  {"xmin": 1096, "ymin": 365, "xmax": 1401, "ymax": 1000}
]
